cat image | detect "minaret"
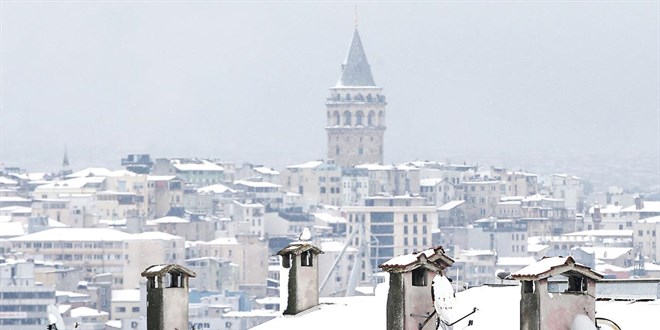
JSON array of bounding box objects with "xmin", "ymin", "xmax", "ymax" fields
[
  {"xmin": 326, "ymin": 25, "xmax": 386, "ymax": 167},
  {"xmin": 61, "ymin": 146, "xmax": 72, "ymax": 176}
]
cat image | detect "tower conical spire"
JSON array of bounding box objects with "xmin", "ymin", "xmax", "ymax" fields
[{"xmin": 337, "ymin": 29, "xmax": 376, "ymax": 87}]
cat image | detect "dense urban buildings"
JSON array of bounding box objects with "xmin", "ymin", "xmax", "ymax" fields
[{"xmin": 1, "ymin": 25, "xmax": 658, "ymax": 330}]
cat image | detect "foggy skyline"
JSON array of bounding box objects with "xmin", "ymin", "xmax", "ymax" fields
[{"xmin": 1, "ymin": 1, "xmax": 658, "ymax": 175}]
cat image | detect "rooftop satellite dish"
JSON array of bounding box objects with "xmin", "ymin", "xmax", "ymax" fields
[
  {"xmin": 47, "ymin": 304, "xmax": 66, "ymax": 330},
  {"xmin": 496, "ymin": 269, "xmax": 511, "ymax": 283}
]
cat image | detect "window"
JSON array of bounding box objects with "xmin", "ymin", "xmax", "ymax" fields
[
  {"xmin": 116, "ymin": 307, "xmax": 126, "ymax": 313},
  {"xmin": 132, "ymin": 307, "xmax": 139, "ymax": 313},
  {"xmin": 639, "ymin": 230, "xmax": 644, "ymax": 237}
]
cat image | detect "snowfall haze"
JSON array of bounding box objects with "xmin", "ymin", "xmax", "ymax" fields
[{"xmin": 1, "ymin": 2, "xmax": 658, "ymax": 181}]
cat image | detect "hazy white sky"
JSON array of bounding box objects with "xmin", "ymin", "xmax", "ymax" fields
[{"xmin": 1, "ymin": 1, "xmax": 658, "ymax": 172}]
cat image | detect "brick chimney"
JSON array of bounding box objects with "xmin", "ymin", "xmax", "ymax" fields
[
  {"xmin": 141, "ymin": 264, "xmax": 196, "ymax": 330},
  {"xmin": 379, "ymin": 247, "xmax": 454, "ymax": 330},
  {"xmin": 276, "ymin": 241, "xmax": 324, "ymax": 315},
  {"xmin": 511, "ymin": 256, "xmax": 603, "ymax": 330}
]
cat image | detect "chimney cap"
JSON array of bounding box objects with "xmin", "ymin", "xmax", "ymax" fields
[
  {"xmin": 379, "ymin": 246, "xmax": 454, "ymax": 273},
  {"xmin": 510, "ymin": 256, "xmax": 603, "ymax": 281},
  {"xmin": 141, "ymin": 264, "xmax": 197, "ymax": 278},
  {"xmin": 276, "ymin": 241, "xmax": 324, "ymax": 256}
]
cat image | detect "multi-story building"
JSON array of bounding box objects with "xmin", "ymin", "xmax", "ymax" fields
[
  {"xmin": 342, "ymin": 195, "xmax": 435, "ymax": 282},
  {"xmin": 122, "ymin": 231, "xmax": 185, "ymax": 289},
  {"xmin": 420, "ymin": 178, "xmax": 457, "ymax": 206},
  {"xmin": 186, "ymin": 257, "xmax": 239, "ymax": 293},
  {"xmin": 9, "ymin": 228, "xmax": 184, "ymax": 289},
  {"xmin": 451, "ymin": 249, "xmax": 497, "ymax": 287},
  {"xmin": 462, "ymin": 180, "xmax": 502, "ymax": 220},
  {"xmin": 151, "ymin": 158, "xmax": 225, "ymax": 187},
  {"xmin": 186, "ymin": 234, "xmax": 269, "ymax": 296},
  {"xmin": 549, "ymin": 174, "xmax": 584, "ymax": 213},
  {"xmin": 0, "ymin": 259, "xmax": 56, "ymax": 330},
  {"xmin": 354, "ymin": 164, "xmax": 420, "ymax": 197},
  {"xmin": 633, "ymin": 216, "xmax": 660, "ymax": 263},
  {"xmin": 148, "ymin": 215, "xmax": 216, "ymax": 242},
  {"xmin": 147, "ymin": 175, "xmax": 184, "ymax": 219},
  {"xmin": 231, "ymin": 201, "xmax": 265, "ymax": 237},
  {"xmin": 326, "ymin": 29, "xmax": 386, "ymax": 167},
  {"xmin": 340, "ymin": 168, "xmax": 369, "ymax": 206},
  {"xmin": 233, "ymin": 180, "xmax": 283, "ymax": 211},
  {"xmin": 282, "ymin": 161, "xmax": 343, "ymax": 208}
]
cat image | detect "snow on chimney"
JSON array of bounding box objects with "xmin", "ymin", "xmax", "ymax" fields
[{"xmin": 276, "ymin": 241, "xmax": 324, "ymax": 315}]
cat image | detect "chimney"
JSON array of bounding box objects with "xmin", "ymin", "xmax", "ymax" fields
[
  {"xmin": 379, "ymin": 247, "xmax": 454, "ymax": 330},
  {"xmin": 141, "ymin": 264, "xmax": 196, "ymax": 330},
  {"xmin": 635, "ymin": 196, "xmax": 644, "ymax": 210},
  {"xmin": 511, "ymin": 256, "xmax": 603, "ymax": 330},
  {"xmin": 276, "ymin": 241, "xmax": 324, "ymax": 315}
]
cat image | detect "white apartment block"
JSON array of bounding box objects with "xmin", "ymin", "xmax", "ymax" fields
[
  {"xmin": 9, "ymin": 228, "xmax": 184, "ymax": 289},
  {"xmin": 633, "ymin": 216, "xmax": 660, "ymax": 263},
  {"xmin": 231, "ymin": 201, "xmax": 265, "ymax": 237},
  {"xmin": 282, "ymin": 161, "xmax": 343, "ymax": 208},
  {"xmin": 186, "ymin": 234, "xmax": 269, "ymax": 293}
]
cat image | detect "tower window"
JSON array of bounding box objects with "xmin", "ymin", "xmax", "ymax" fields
[
  {"xmin": 336, "ymin": 146, "xmax": 340, "ymax": 155},
  {"xmin": 356, "ymin": 111, "xmax": 364, "ymax": 125},
  {"xmin": 358, "ymin": 147, "xmax": 363, "ymax": 155},
  {"xmin": 367, "ymin": 111, "xmax": 375, "ymax": 126},
  {"xmin": 343, "ymin": 111, "xmax": 352, "ymax": 126}
]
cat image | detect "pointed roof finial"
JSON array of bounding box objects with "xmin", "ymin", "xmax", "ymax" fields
[{"xmin": 353, "ymin": 4, "xmax": 359, "ymax": 28}]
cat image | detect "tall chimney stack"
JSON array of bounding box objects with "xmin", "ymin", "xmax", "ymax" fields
[
  {"xmin": 277, "ymin": 241, "xmax": 324, "ymax": 315},
  {"xmin": 141, "ymin": 264, "xmax": 196, "ymax": 330}
]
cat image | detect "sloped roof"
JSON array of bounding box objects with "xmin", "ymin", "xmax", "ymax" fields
[
  {"xmin": 379, "ymin": 247, "xmax": 454, "ymax": 273},
  {"xmin": 336, "ymin": 29, "xmax": 376, "ymax": 87},
  {"xmin": 276, "ymin": 241, "xmax": 324, "ymax": 256},
  {"xmin": 510, "ymin": 256, "xmax": 603, "ymax": 281},
  {"xmin": 141, "ymin": 264, "xmax": 196, "ymax": 278}
]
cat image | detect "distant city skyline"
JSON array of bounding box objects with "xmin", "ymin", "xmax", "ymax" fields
[{"xmin": 1, "ymin": 2, "xmax": 658, "ymax": 184}]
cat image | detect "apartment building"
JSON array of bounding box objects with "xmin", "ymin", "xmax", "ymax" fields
[{"xmin": 342, "ymin": 195, "xmax": 435, "ymax": 282}]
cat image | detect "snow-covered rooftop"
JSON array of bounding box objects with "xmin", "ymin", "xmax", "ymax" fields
[
  {"xmin": 9, "ymin": 228, "xmax": 133, "ymax": 242},
  {"xmin": 70, "ymin": 306, "xmax": 109, "ymax": 318},
  {"xmin": 198, "ymin": 183, "xmax": 236, "ymax": 194},
  {"xmin": 234, "ymin": 180, "xmax": 281, "ymax": 188},
  {"xmin": 253, "ymin": 167, "xmax": 280, "ymax": 175},
  {"xmin": 111, "ymin": 289, "xmax": 140, "ymax": 302},
  {"xmin": 438, "ymin": 200, "xmax": 465, "ymax": 211},
  {"xmin": 172, "ymin": 160, "xmax": 224, "ymax": 172},
  {"xmin": 66, "ymin": 167, "xmax": 114, "ymax": 178},
  {"xmin": 621, "ymin": 201, "xmax": 660, "ymax": 213},
  {"xmin": 151, "ymin": 216, "xmax": 189, "ymax": 224},
  {"xmin": 577, "ymin": 247, "xmax": 633, "ymax": 261},
  {"xmin": 0, "ymin": 222, "xmax": 25, "ymax": 238},
  {"xmin": 313, "ymin": 213, "xmax": 346, "ymax": 224},
  {"xmin": 286, "ymin": 161, "xmax": 324, "ymax": 169},
  {"xmin": 563, "ymin": 230, "xmax": 633, "ymax": 238}
]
